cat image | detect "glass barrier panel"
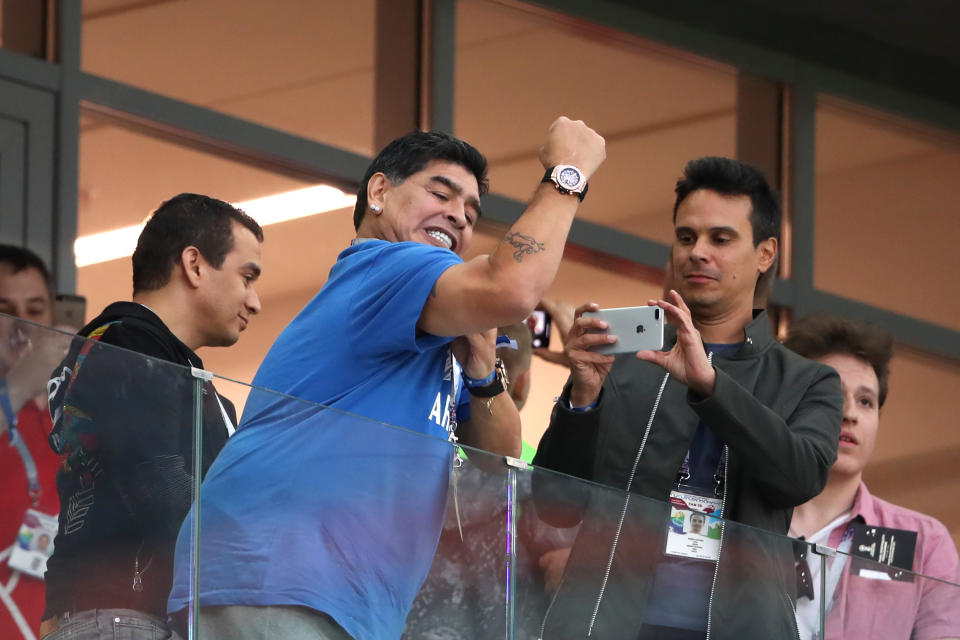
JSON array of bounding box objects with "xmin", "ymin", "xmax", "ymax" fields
[
  {"xmin": 515, "ymin": 460, "xmax": 815, "ymax": 639},
  {"xmin": 404, "ymin": 444, "xmax": 516, "ymax": 638},
  {"xmin": 19, "ymin": 315, "xmax": 956, "ymax": 640},
  {"xmin": 1, "ymin": 317, "xmax": 75, "ymax": 639},
  {"xmin": 0, "ymin": 315, "xmax": 206, "ymax": 639},
  {"xmin": 179, "ymin": 374, "xmax": 511, "ymax": 640},
  {"xmin": 793, "ymin": 539, "xmax": 825, "ymax": 640},
  {"xmin": 820, "ymin": 529, "xmax": 960, "ymax": 639},
  {"xmin": 190, "ymin": 370, "xmax": 831, "ymax": 640}
]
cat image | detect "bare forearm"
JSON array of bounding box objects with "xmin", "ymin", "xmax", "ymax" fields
[
  {"xmin": 486, "ymin": 185, "xmax": 579, "ymax": 311},
  {"xmin": 425, "ymin": 188, "xmax": 579, "ymax": 336},
  {"xmin": 459, "ymin": 394, "xmax": 522, "ymax": 458},
  {"xmin": 419, "ymin": 117, "xmax": 605, "ymax": 337}
]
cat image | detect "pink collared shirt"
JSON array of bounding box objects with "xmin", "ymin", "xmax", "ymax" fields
[{"xmin": 822, "ymin": 483, "xmax": 960, "ymax": 640}]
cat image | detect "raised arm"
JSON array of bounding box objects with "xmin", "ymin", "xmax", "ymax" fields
[{"xmin": 418, "ymin": 117, "xmax": 606, "ymax": 337}]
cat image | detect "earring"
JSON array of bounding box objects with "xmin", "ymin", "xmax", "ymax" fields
[{"xmin": 370, "ymin": 204, "xmax": 382, "ymax": 215}]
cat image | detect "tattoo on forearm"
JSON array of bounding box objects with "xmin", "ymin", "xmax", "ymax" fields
[
  {"xmin": 430, "ymin": 282, "xmax": 438, "ymax": 298},
  {"xmin": 504, "ymin": 232, "xmax": 545, "ymax": 263}
]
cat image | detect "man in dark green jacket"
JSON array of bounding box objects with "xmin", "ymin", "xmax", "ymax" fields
[{"xmin": 533, "ymin": 157, "xmax": 843, "ymax": 640}]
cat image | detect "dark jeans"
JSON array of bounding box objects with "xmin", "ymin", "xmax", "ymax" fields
[{"xmin": 41, "ymin": 608, "xmax": 176, "ymax": 640}]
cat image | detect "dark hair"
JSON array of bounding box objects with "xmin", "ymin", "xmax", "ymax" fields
[
  {"xmin": 353, "ymin": 131, "xmax": 489, "ymax": 230},
  {"xmin": 132, "ymin": 193, "xmax": 264, "ymax": 294},
  {"xmin": 0, "ymin": 244, "xmax": 54, "ymax": 298},
  {"xmin": 674, "ymin": 157, "xmax": 781, "ymax": 248},
  {"xmin": 784, "ymin": 314, "xmax": 894, "ymax": 407}
]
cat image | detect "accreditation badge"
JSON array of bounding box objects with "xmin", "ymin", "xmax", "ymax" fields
[
  {"xmin": 849, "ymin": 523, "xmax": 917, "ymax": 582},
  {"xmin": 665, "ymin": 490, "xmax": 723, "ymax": 561},
  {"xmin": 8, "ymin": 509, "xmax": 58, "ymax": 579}
]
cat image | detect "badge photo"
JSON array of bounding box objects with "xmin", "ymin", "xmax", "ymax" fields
[
  {"xmin": 8, "ymin": 509, "xmax": 58, "ymax": 579},
  {"xmin": 665, "ymin": 491, "xmax": 723, "ymax": 561}
]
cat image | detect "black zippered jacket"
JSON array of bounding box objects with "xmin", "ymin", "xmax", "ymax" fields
[
  {"xmin": 43, "ymin": 302, "xmax": 233, "ymax": 621},
  {"xmin": 533, "ymin": 311, "xmax": 842, "ymax": 639}
]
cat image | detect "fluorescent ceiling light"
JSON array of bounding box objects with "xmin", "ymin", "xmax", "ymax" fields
[
  {"xmin": 74, "ymin": 184, "xmax": 356, "ymax": 268},
  {"xmin": 236, "ymin": 184, "xmax": 356, "ymax": 226}
]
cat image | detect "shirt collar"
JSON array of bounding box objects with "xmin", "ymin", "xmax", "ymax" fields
[
  {"xmin": 848, "ymin": 482, "xmax": 880, "ymax": 523},
  {"xmin": 664, "ymin": 308, "xmax": 774, "ymax": 358}
]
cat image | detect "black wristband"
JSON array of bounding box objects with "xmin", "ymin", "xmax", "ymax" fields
[
  {"xmin": 466, "ymin": 376, "xmax": 505, "ymax": 398},
  {"xmin": 466, "ymin": 358, "xmax": 508, "ymax": 398}
]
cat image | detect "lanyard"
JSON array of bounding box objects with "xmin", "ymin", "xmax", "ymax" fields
[
  {"xmin": 1, "ymin": 378, "xmax": 41, "ymax": 505},
  {"xmin": 675, "ymin": 351, "xmax": 725, "ymax": 496},
  {"xmin": 444, "ymin": 349, "xmax": 462, "ymax": 437},
  {"xmin": 214, "ymin": 392, "xmax": 236, "ymax": 437},
  {"xmin": 676, "ymin": 448, "xmax": 726, "ymax": 496},
  {"xmin": 446, "ymin": 348, "xmax": 465, "ymax": 540}
]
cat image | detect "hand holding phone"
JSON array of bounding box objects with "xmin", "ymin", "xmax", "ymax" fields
[
  {"xmin": 634, "ymin": 290, "xmax": 716, "ymax": 396},
  {"xmin": 583, "ymin": 306, "xmax": 664, "ymax": 355}
]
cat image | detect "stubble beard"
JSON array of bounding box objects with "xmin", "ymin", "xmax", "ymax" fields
[{"xmin": 675, "ymin": 283, "xmax": 718, "ymax": 318}]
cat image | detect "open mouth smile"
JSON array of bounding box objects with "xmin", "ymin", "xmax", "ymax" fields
[{"xmin": 426, "ymin": 228, "xmax": 455, "ymax": 251}]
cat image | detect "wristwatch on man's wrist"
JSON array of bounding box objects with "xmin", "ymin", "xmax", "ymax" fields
[{"xmin": 542, "ymin": 165, "xmax": 589, "ymax": 202}]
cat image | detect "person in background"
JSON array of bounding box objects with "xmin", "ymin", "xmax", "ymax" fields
[
  {"xmin": 531, "ymin": 297, "xmax": 576, "ymax": 370},
  {"xmin": 39, "ymin": 194, "xmax": 263, "ymax": 640},
  {"xmin": 786, "ymin": 314, "xmax": 960, "ymax": 640},
  {"xmin": 499, "ymin": 322, "xmax": 533, "ymax": 411},
  {"xmin": 497, "ymin": 321, "xmax": 540, "ymax": 462},
  {"xmin": 0, "ymin": 245, "xmax": 67, "ymax": 639},
  {"xmin": 534, "ymin": 157, "xmax": 842, "ymax": 639}
]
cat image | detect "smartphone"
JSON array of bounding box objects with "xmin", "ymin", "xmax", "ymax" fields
[
  {"xmin": 584, "ymin": 306, "xmax": 664, "ymax": 355},
  {"xmin": 526, "ymin": 310, "xmax": 552, "ymax": 349},
  {"xmin": 53, "ymin": 293, "xmax": 86, "ymax": 329}
]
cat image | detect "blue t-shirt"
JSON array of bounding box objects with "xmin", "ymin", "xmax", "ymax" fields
[
  {"xmin": 168, "ymin": 240, "xmax": 471, "ymax": 639},
  {"xmin": 644, "ymin": 342, "xmax": 741, "ymax": 632}
]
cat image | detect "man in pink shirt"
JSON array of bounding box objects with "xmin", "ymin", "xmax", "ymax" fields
[{"xmin": 787, "ymin": 314, "xmax": 960, "ymax": 640}]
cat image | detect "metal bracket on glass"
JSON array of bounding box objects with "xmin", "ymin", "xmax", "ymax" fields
[
  {"xmin": 504, "ymin": 455, "xmax": 530, "ymax": 470},
  {"xmin": 190, "ymin": 366, "xmax": 213, "ymax": 381},
  {"xmin": 812, "ymin": 542, "xmax": 837, "ymax": 639},
  {"xmin": 503, "ymin": 455, "xmax": 528, "ymax": 639},
  {"xmin": 188, "ymin": 365, "xmax": 211, "ymax": 638}
]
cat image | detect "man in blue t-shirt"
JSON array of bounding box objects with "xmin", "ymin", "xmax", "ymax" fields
[{"xmin": 168, "ymin": 119, "xmax": 606, "ymax": 639}]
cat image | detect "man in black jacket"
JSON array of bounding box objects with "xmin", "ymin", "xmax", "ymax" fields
[
  {"xmin": 533, "ymin": 158, "xmax": 842, "ymax": 639},
  {"xmin": 40, "ymin": 193, "xmax": 263, "ymax": 639}
]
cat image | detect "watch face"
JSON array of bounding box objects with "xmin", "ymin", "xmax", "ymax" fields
[{"xmin": 558, "ymin": 167, "xmax": 582, "ymax": 189}]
